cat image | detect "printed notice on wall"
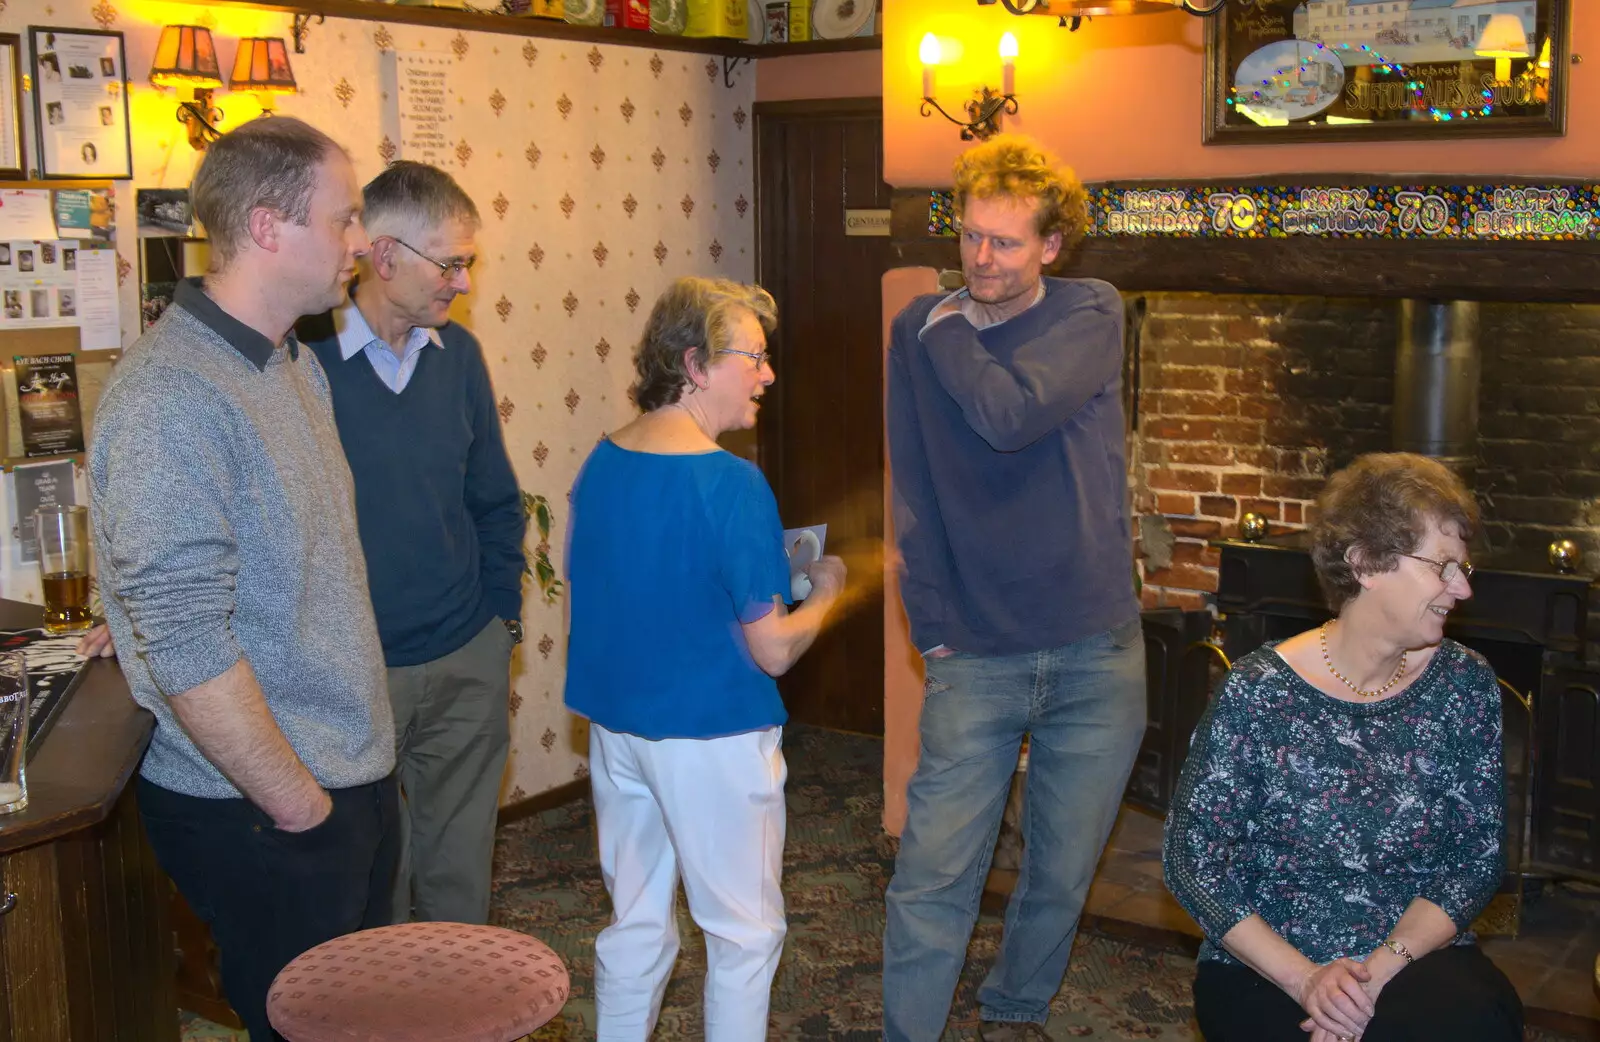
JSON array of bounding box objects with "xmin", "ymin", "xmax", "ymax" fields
[
  {"xmin": 379, "ymin": 51, "xmax": 457, "ymax": 169},
  {"xmin": 0, "ymin": 241, "xmax": 119, "ymax": 348},
  {"xmin": 12, "ymin": 460, "xmax": 76, "ymax": 564},
  {"xmin": 12, "ymin": 355, "xmax": 85, "ymax": 458},
  {"xmin": 72, "ymin": 248, "xmax": 119, "ymax": 351}
]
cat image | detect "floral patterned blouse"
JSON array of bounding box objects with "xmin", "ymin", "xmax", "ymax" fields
[{"xmin": 1163, "ymin": 638, "xmax": 1504, "ymax": 966}]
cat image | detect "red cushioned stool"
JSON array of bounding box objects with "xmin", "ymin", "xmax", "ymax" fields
[{"xmin": 266, "ymin": 922, "xmax": 569, "ymax": 1042}]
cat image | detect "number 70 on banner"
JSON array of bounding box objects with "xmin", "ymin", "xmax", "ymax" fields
[{"xmin": 1394, "ymin": 191, "xmax": 1450, "ymax": 235}]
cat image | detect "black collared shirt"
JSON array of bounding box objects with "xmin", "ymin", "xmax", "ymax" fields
[{"xmin": 172, "ymin": 277, "xmax": 298, "ymax": 372}]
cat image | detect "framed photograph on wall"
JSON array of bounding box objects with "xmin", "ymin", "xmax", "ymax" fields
[
  {"xmin": 1204, "ymin": 0, "xmax": 1570, "ymax": 145},
  {"xmin": 28, "ymin": 26, "xmax": 132, "ymax": 179},
  {"xmin": 0, "ymin": 36, "xmax": 25, "ymax": 179}
]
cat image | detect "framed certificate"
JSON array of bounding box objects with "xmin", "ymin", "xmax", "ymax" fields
[
  {"xmin": 28, "ymin": 27, "xmax": 132, "ymax": 179},
  {"xmin": 0, "ymin": 36, "xmax": 24, "ymax": 179}
]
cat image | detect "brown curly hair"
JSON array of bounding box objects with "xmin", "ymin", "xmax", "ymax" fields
[
  {"xmin": 630, "ymin": 277, "xmax": 777, "ymax": 412},
  {"xmin": 951, "ymin": 134, "xmax": 1088, "ymax": 254},
  {"xmin": 1310, "ymin": 453, "xmax": 1480, "ymax": 611}
]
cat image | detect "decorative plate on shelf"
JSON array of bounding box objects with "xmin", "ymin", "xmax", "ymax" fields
[
  {"xmin": 651, "ymin": 0, "xmax": 688, "ymax": 34},
  {"xmin": 565, "ymin": 0, "xmax": 603, "ymax": 26},
  {"xmin": 745, "ymin": 0, "xmax": 766, "ymax": 43},
  {"xmin": 812, "ymin": 0, "xmax": 873, "ymax": 39}
]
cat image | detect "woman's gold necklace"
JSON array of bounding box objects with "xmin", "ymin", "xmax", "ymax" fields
[{"xmin": 1320, "ymin": 622, "xmax": 1407, "ymax": 698}]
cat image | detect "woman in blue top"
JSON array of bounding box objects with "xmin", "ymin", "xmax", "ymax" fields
[
  {"xmin": 565, "ymin": 276, "xmax": 847, "ymax": 1042},
  {"xmin": 1164, "ymin": 453, "xmax": 1522, "ymax": 1042}
]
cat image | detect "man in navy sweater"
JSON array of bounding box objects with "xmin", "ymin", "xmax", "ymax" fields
[
  {"xmin": 298, "ymin": 162, "xmax": 525, "ymax": 925},
  {"xmin": 881, "ymin": 136, "xmax": 1147, "ymax": 1042}
]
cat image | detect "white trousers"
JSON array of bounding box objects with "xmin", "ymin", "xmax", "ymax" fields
[{"xmin": 589, "ymin": 724, "xmax": 788, "ymax": 1042}]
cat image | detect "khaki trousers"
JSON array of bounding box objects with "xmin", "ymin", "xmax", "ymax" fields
[{"xmin": 388, "ymin": 615, "xmax": 515, "ymax": 924}]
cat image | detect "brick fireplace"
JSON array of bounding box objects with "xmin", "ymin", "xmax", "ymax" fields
[{"xmin": 1130, "ymin": 294, "xmax": 1600, "ymax": 611}]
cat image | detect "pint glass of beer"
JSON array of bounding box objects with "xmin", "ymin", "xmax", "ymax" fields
[{"xmin": 35, "ymin": 505, "xmax": 93, "ymax": 634}]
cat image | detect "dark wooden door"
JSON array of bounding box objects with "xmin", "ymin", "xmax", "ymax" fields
[{"xmin": 755, "ymin": 99, "xmax": 890, "ymax": 736}]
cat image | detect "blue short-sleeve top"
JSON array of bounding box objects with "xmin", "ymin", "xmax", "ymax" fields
[{"xmin": 563, "ymin": 440, "xmax": 791, "ymax": 739}]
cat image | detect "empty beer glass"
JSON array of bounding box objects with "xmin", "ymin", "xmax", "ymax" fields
[
  {"xmin": 36, "ymin": 505, "xmax": 92, "ymax": 635},
  {"xmin": 0, "ymin": 652, "xmax": 28, "ymax": 814}
]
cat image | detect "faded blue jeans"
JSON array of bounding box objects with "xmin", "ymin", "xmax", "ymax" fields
[{"xmin": 882, "ymin": 617, "xmax": 1147, "ymax": 1041}]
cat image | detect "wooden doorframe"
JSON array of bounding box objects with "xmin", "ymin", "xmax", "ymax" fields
[{"xmin": 753, "ymin": 96, "xmax": 883, "ymax": 480}]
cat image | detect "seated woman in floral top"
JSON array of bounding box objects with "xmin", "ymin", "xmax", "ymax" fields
[{"xmin": 1164, "ymin": 452, "xmax": 1523, "ymax": 1042}]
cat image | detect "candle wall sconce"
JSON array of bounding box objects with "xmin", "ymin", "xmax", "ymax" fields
[{"xmin": 919, "ymin": 31, "xmax": 1020, "ymax": 141}]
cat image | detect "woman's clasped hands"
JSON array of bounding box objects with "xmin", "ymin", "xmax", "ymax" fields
[{"xmin": 1294, "ymin": 957, "xmax": 1376, "ymax": 1042}]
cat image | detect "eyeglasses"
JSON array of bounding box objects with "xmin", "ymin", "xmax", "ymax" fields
[
  {"xmin": 1399, "ymin": 553, "xmax": 1474, "ymax": 584},
  {"xmin": 721, "ymin": 347, "xmax": 771, "ymax": 369},
  {"xmin": 389, "ymin": 236, "xmax": 475, "ymax": 279}
]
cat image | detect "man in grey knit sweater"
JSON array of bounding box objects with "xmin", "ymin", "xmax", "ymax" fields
[{"xmin": 88, "ymin": 117, "xmax": 397, "ymax": 1042}]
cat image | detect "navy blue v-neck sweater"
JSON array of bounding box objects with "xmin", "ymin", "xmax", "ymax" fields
[
  {"xmin": 886, "ymin": 277, "xmax": 1139, "ymax": 656},
  {"xmin": 302, "ymin": 316, "xmax": 525, "ymax": 667}
]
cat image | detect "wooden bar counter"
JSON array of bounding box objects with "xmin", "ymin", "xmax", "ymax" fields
[{"xmin": 0, "ymin": 600, "xmax": 175, "ymax": 1042}]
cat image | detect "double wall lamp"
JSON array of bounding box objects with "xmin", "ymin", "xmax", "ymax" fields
[
  {"xmin": 919, "ymin": 31, "xmax": 1020, "ymax": 141},
  {"xmin": 923, "ymin": 0, "xmax": 1227, "ymax": 140},
  {"xmin": 150, "ymin": 26, "xmax": 299, "ymax": 151}
]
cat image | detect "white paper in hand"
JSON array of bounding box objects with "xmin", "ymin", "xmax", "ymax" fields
[{"xmin": 783, "ymin": 524, "xmax": 827, "ymax": 601}]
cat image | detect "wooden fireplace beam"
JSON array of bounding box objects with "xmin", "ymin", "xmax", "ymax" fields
[{"xmin": 888, "ymin": 187, "xmax": 1600, "ymax": 305}]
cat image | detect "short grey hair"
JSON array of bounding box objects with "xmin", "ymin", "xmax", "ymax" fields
[
  {"xmin": 1310, "ymin": 452, "xmax": 1479, "ymax": 612},
  {"xmin": 631, "ymin": 277, "xmax": 777, "ymax": 412},
  {"xmin": 190, "ymin": 117, "xmax": 346, "ymax": 268},
  {"xmin": 362, "ymin": 161, "xmax": 480, "ymax": 241}
]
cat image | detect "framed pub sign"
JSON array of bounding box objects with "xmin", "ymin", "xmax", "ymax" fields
[{"xmin": 1203, "ymin": 0, "xmax": 1570, "ymax": 145}]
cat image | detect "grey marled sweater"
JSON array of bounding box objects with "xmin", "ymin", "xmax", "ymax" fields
[{"xmin": 88, "ymin": 280, "xmax": 394, "ymax": 797}]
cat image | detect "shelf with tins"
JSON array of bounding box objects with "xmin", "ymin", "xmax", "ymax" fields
[{"xmin": 153, "ymin": 0, "xmax": 883, "ymax": 58}]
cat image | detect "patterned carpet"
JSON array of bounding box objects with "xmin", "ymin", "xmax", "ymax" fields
[{"xmin": 182, "ymin": 725, "xmax": 1587, "ymax": 1041}]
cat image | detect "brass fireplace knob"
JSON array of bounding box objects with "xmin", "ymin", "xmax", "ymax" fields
[
  {"xmin": 1549, "ymin": 539, "xmax": 1582, "ymax": 574},
  {"xmin": 1240, "ymin": 512, "xmax": 1270, "ymax": 542}
]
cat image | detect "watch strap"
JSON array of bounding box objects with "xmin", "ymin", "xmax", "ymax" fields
[{"xmin": 1379, "ymin": 938, "xmax": 1414, "ymax": 964}]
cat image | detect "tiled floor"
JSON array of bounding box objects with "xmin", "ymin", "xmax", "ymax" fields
[{"xmin": 983, "ymin": 805, "xmax": 1600, "ymax": 1041}]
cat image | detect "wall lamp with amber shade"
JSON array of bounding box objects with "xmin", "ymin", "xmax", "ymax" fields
[
  {"xmin": 920, "ymin": 31, "xmax": 1019, "ymax": 141},
  {"xmin": 230, "ymin": 38, "xmax": 298, "ymax": 114},
  {"xmin": 150, "ymin": 25, "xmax": 224, "ymax": 151}
]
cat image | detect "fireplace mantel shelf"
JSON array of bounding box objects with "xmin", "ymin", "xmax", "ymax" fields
[{"xmin": 889, "ymin": 186, "xmax": 1600, "ymax": 305}]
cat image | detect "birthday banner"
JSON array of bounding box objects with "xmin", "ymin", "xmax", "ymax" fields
[{"xmin": 928, "ymin": 186, "xmax": 1600, "ymax": 241}]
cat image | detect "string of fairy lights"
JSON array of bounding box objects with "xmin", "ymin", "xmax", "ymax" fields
[{"xmin": 1226, "ymin": 37, "xmax": 1511, "ymax": 123}]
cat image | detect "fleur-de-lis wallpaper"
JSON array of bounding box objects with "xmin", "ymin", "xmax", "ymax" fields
[{"xmin": 0, "ymin": 0, "xmax": 757, "ymax": 802}]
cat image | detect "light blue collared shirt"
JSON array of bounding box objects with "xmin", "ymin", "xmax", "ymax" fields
[{"xmin": 333, "ymin": 299, "xmax": 444, "ymax": 394}]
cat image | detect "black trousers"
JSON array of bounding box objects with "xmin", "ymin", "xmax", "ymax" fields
[
  {"xmin": 138, "ymin": 774, "xmax": 400, "ymax": 1042},
  {"xmin": 1194, "ymin": 945, "xmax": 1523, "ymax": 1042}
]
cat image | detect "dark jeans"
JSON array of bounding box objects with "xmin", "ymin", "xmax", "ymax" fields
[
  {"xmin": 1194, "ymin": 945, "xmax": 1523, "ymax": 1042},
  {"xmin": 138, "ymin": 774, "xmax": 400, "ymax": 1042}
]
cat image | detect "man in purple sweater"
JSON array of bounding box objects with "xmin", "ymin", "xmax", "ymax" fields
[{"xmin": 882, "ymin": 135, "xmax": 1147, "ymax": 1042}]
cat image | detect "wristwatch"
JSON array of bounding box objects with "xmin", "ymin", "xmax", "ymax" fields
[
  {"xmin": 1378, "ymin": 938, "xmax": 1414, "ymax": 964},
  {"xmin": 503, "ymin": 619, "xmax": 524, "ymax": 645}
]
